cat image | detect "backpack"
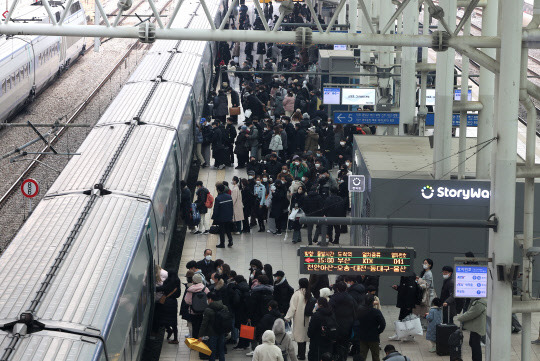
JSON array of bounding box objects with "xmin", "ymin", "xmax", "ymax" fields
[
  {"xmin": 205, "ymin": 191, "xmax": 214, "ymax": 208},
  {"xmin": 190, "ymin": 290, "xmax": 208, "ymax": 314},
  {"xmin": 304, "ymin": 296, "xmax": 317, "ymax": 317},
  {"xmin": 320, "ymin": 314, "xmax": 338, "ymax": 341},
  {"xmin": 214, "ymin": 306, "xmax": 233, "ymax": 334}
]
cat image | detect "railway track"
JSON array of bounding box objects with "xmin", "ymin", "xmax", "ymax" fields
[{"xmin": 0, "ymin": 0, "xmax": 172, "ymax": 211}]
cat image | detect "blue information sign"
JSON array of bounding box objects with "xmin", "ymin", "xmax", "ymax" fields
[
  {"xmin": 333, "ymin": 112, "xmax": 400, "ymax": 125},
  {"xmin": 455, "ymin": 265, "xmax": 488, "ymax": 298},
  {"xmin": 425, "ymin": 113, "xmax": 478, "ymax": 127}
]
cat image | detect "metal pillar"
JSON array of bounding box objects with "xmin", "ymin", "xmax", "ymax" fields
[
  {"xmin": 338, "ymin": 1, "xmax": 347, "ymax": 29},
  {"xmin": 476, "ymin": 0, "xmax": 497, "ymax": 179},
  {"xmin": 359, "ymin": 0, "xmax": 373, "ymax": 86},
  {"xmin": 486, "ymin": 0, "xmax": 523, "ymax": 359},
  {"xmin": 398, "ymin": 0, "xmax": 417, "ymax": 135},
  {"xmin": 433, "ymin": 0, "xmax": 456, "ymax": 179},
  {"xmin": 458, "ymin": 18, "xmax": 471, "ymax": 179},
  {"xmin": 418, "ymin": 5, "xmax": 430, "ymax": 136},
  {"xmin": 94, "ymin": 1, "xmax": 100, "ymax": 52}
]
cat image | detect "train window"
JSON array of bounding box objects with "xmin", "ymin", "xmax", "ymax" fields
[
  {"xmin": 11, "ymin": 74, "xmax": 16, "ymax": 86},
  {"xmin": 6, "ymin": 78, "xmax": 11, "ymax": 90},
  {"xmin": 70, "ymin": 1, "xmax": 81, "ymax": 13},
  {"xmin": 1, "ymin": 80, "xmax": 4, "ymax": 96}
]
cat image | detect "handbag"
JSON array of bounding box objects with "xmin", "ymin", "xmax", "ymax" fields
[
  {"xmin": 240, "ymin": 322, "xmax": 255, "ymax": 340},
  {"xmin": 209, "ymin": 225, "xmax": 220, "ymax": 234},
  {"xmin": 229, "ymin": 106, "xmax": 241, "ymax": 115},
  {"xmin": 185, "ymin": 338, "xmax": 212, "ymax": 355},
  {"xmin": 404, "ymin": 315, "xmax": 423, "ymax": 336},
  {"xmin": 159, "ymin": 287, "xmax": 177, "ymax": 304}
]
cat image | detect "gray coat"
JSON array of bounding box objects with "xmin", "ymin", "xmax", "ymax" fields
[{"xmin": 426, "ymin": 306, "xmax": 442, "ymax": 341}]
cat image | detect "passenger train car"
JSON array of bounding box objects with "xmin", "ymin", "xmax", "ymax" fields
[
  {"xmin": 0, "ymin": 0, "xmax": 225, "ymax": 360},
  {"xmin": 0, "ymin": 0, "xmax": 86, "ymax": 122}
]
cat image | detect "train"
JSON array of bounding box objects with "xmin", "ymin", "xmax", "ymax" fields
[
  {"xmin": 0, "ymin": 0, "xmax": 225, "ymax": 360},
  {"xmin": 0, "ymin": 0, "xmax": 86, "ymax": 122}
]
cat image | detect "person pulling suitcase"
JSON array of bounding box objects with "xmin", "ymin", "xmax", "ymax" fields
[{"xmin": 436, "ymin": 305, "xmax": 459, "ymax": 356}]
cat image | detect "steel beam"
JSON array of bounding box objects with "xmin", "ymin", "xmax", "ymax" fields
[
  {"xmin": 458, "ymin": 16, "xmax": 471, "ymax": 179},
  {"xmin": 326, "ymin": 0, "xmax": 347, "ymax": 34},
  {"xmin": 512, "ymin": 300, "xmax": 540, "ymax": 314},
  {"xmin": 452, "ymin": 101, "xmax": 483, "ymax": 112},
  {"xmin": 398, "ymin": 0, "xmax": 417, "ymax": 135},
  {"xmin": 357, "ymin": 0, "xmax": 375, "ymax": 34},
  {"xmin": 381, "ymin": 0, "xmax": 411, "ymax": 35}
]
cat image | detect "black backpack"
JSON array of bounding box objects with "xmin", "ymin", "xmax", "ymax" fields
[
  {"xmin": 320, "ymin": 314, "xmax": 338, "ymax": 341},
  {"xmin": 304, "ymin": 296, "xmax": 317, "ymax": 317},
  {"xmin": 191, "ymin": 291, "xmax": 208, "ymax": 314},
  {"xmin": 214, "ymin": 306, "xmax": 233, "ymax": 334}
]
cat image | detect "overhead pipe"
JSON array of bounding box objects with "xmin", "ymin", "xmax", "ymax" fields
[
  {"xmin": 416, "ymin": 63, "xmax": 436, "ymax": 72},
  {"xmin": 512, "ymin": 300, "xmax": 540, "ymax": 314},
  {"xmin": 516, "ymin": 165, "xmax": 540, "ymax": 178},
  {"xmin": 453, "ymin": 101, "xmax": 483, "ymax": 112},
  {"xmin": 457, "ymin": 0, "xmax": 486, "ymax": 7}
]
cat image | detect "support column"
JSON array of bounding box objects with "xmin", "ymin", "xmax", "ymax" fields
[
  {"xmin": 338, "ymin": 2, "xmax": 347, "ymax": 30},
  {"xmin": 398, "ymin": 0, "xmax": 418, "ymax": 135},
  {"xmin": 349, "ymin": 0, "xmax": 358, "ymax": 35},
  {"xmin": 359, "ymin": 0, "xmax": 372, "ymax": 87},
  {"xmin": 476, "ymin": 0, "xmax": 497, "ymax": 179},
  {"xmin": 418, "ymin": 4, "xmax": 430, "ymax": 136},
  {"xmin": 94, "ymin": 1, "xmax": 100, "ymax": 52},
  {"xmin": 433, "ymin": 0, "xmax": 456, "ymax": 179},
  {"xmin": 487, "ymin": 0, "xmax": 523, "ymax": 360},
  {"xmin": 458, "ymin": 18, "xmax": 471, "ymax": 179}
]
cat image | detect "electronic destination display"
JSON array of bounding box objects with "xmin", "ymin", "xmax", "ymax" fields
[
  {"xmin": 323, "ymin": 88, "xmax": 341, "ymax": 105},
  {"xmin": 342, "ymin": 88, "xmax": 376, "ymax": 106},
  {"xmin": 455, "ymin": 265, "xmax": 488, "ymax": 298},
  {"xmin": 299, "ymin": 247, "xmax": 414, "ymax": 275}
]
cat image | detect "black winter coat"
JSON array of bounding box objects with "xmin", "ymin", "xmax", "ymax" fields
[
  {"xmin": 265, "ymin": 160, "xmax": 283, "ymax": 180},
  {"xmin": 309, "ymin": 275, "xmax": 329, "ymax": 299},
  {"xmin": 211, "ymin": 126, "xmax": 225, "ymax": 150},
  {"xmin": 196, "ymin": 258, "xmax": 216, "ymax": 281},
  {"xmin": 230, "ymin": 89, "xmax": 240, "ymax": 107},
  {"xmin": 155, "ymin": 277, "xmax": 181, "ymax": 327},
  {"xmin": 256, "ymin": 309, "xmax": 282, "ymax": 340},
  {"xmin": 329, "ymin": 292, "xmax": 356, "ymax": 338},
  {"xmin": 246, "ymin": 160, "xmax": 263, "ymax": 175},
  {"xmin": 323, "ymin": 194, "xmax": 346, "ymax": 217},
  {"xmin": 347, "ymin": 283, "xmax": 366, "ymax": 306},
  {"xmin": 307, "ymin": 308, "xmax": 336, "ymax": 361},
  {"xmin": 270, "ymin": 187, "xmax": 288, "ymax": 218},
  {"xmin": 396, "ymin": 275, "xmax": 418, "ymax": 309},
  {"xmin": 180, "ymin": 187, "xmax": 191, "ymax": 220},
  {"xmin": 355, "ymin": 306, "xmax": 386, "ymax": 342},
  {"xmin": 290, "ymin": 192, "xmax": 306, "ymax": 210},
  {"xmin": 232, "ymin": 280, "xmax": 251, "ymax": 326},
  {"xmin": 195, "ymin": 187, "xmax": 209, "ymax": 214},
  {"xmin": 273, "ymin": 278, "xmax": 294, "ymax": 315},
  {"xmin": 235, "ymin": 132, "xmax": 250, "ymax": 156},
  {"xmin": 295, "ymin": 128, "xmax": 307, "ymax": 151},
  {"xmin": 302, "ymin": 191, "xmax": 324, "ymax": 216},
  {"xmin": 225, "ymin": 124, "xmax": 237, "ymax": 146},
  {"xmin": 247, "ymin": 284, "xmax": 274, "ymax": 323}
]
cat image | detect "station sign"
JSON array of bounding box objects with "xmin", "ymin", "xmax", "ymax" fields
[
  {"xmin": 333, "ymin": 111, "xmax": 400, "ymax": 125},
  {"xmin": 425, "ymin": 113, "xmax": 478, "ymax": 127},
  {"xmin": 455, "ymin": 265, "xmax": 488, "ymax": 298},
  {"xmin": 348, "ymin": 175, "xmax": 365, "ymax": 192},
  {"xmin": 323, "ymin": 87, "xmax": 341, "ymax": 105},
  {"xmin": 299, "ymin": 246, "xmax": 415, "ymax": 275}
]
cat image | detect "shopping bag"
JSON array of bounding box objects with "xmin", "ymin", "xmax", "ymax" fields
[
  {"xmin": 394, "ymin": 320, "xmax": 408, "ymax": 339},
  {"xmin": 240, "ymin": 323, "xmax": 255, "ymax": 340},
  {"xmin": 185, "ymin": 338, "xmax": 212, "ymax": 355},
  {"xmin": 404, "ymin": 316, "xmax": 423, "ymax": 336}
]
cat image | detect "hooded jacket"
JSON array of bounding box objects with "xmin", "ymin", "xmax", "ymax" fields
[
  {"xmin": 248, "ymin": 284, "xmax": 275, "ymax": 323},
  {"xmin": 199, "ymin": 300, "xmax": 228, "ymax": 337},
  {"xmin": 272, "ymin": 319, "xmax": 298, "ymax": 361},
  {"xmin": 253, "ymin": 330, "xmax": 284, "ymax": 361},
  {"xmin": 456, "ymin": 298, "xmax": 487, "ymax": 336},
  {"xmin": 184, "ymin": 283, "xmax": 210, "ymax": 315}
]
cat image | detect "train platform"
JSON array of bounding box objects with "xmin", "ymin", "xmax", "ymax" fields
[{"xmin": 158, "ymin": 166, "xmax": 540, "ymax": 361}]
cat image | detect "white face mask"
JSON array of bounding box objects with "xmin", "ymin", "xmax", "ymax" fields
[
  {"xmin": 423, "ymin": 264, "xmax": 429, "ymax": 270},
  {"xmin": 263, "ymin": 178, "xmax": 268, "ymax": 182},
  {"xmin": 264, "ymin": 160, "xmax": 267, "ymax": 164},
  {"xmin": 301, "ymin": 177, "xmax": 306, "ymax": 182},
  {"xmin": 205, "ymin": 255, "xmax": 212, "ymax": 261},
  {"xmin": 294, "ymin": 162, "xmax": 300, "ymax": 166},
  {"xmin": 340, "ymin": 142, "xmax": 345, "ymax": 146},
  {"xmin": 315, "ymin": 164, "xmax": 320, "ymax": 169},
  {"xmin": 256, "ymin": 180, "xmax": 261, "ymax": 185},
  {"xmin": 210, "ymin": 279, "xmax": 215, "ymax": 284},
  {"xmin": 442, "ymin": 274, "xmax": 450, "ymax": 279},
  {"xmin": 345, "ymin": 162, "xmax": 350, "ymax": 167},
  {"xmin": 282, "ymin": 170, "xmax": 287, "ymax": 173},
  {"xmin": 249, "ymin": 175, "xmax": 254, "ymax": 180}
]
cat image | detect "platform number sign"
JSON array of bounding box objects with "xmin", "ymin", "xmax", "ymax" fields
[
  {"xmin": 21, "ymin": 179, "xmax": 39, "ymax": 198},
  {"xmin": 348, "ymin": 175, "xmax": 365, "ymax": 193}
]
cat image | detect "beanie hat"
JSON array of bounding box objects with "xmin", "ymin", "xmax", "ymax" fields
[{"xmin": 193, "ymin": 273, "xmax": 203, "ymax": 284}]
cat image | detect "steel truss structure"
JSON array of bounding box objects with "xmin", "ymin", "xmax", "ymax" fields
[{"xmin": 2, "ymin": 0, "xmax": 540, "ymax": 360}]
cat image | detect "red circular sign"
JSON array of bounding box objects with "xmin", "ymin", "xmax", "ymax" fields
[{"xmin": 21, "ymin": 179, "xmax": 39, "ymax": 198}]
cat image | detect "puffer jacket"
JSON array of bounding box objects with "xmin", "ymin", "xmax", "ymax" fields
[
  {"xmin": 269, "ymin": 134, "xmax": 284, "ymax": 151},
  {"xmin": 184, "ymin": 283, "xmax": 210, "ymax": 315},
  {"xmin": 253, "ymin": 330, "xmax": 284, "ymax": 361}
]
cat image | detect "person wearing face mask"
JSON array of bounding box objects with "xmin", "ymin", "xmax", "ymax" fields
[
  {"xmin": 322, "ymin": 122, "xmax": 336, "ymax": 168},
  {"xmin": 389, "ymin": 275, "xmax": 419, "ymax": 342},
  {"xmin": 265, "ymin": 153, "xmax": 283, "ymax": 180},
  {"xmin": 440, "ymin": 265, "xmax": 458, "ymax": 324},
  {"xmin": 305, "ymin": 126, "xmax": 319, "ymax": 153},
  {"xmin": 315, "ymin": 150, "xmax": 329, "ymax": 169},
  {"xmin": 269, "ymin": 127, "xmax": 284, "ymax": 155},
  {"xmin": 294, "ymin": 123, "xmax": 307, "ymax": 152},
  {"xmin": 336, "ymin": 139, "xmax": 352, "ymax": 167},
  {"xmin": 289, "ymin": 156, "xmax": 309, "ymax": 179},
  {"xmin": 254, "ymin": 176, "xmax": 267, "ymax": 232},
  {"xmin": 196, "ymin": 249, "xmax": 216, "ymax": 282},
  {"xmin": 262, "ymin": 125, "xmax": 274, "ymax": 157},
  {"xmin": 247, "ymin": 156, "xmax": 262, "ymax": 175},
  {"xmin": 270, "ymin": 182, "xmax": 288, "ymax": 236},
  {"xmin": 230, "ymin": 176, "xmax": 244, "ymax": 234},
  {"xmin": 413, "ymin": 259, "xmax": 435, "ymax": 329},
  {"xmin": 290, "ymin": 186, "xmax": 306, "ymax": 243},
  {"xmin": 234, "ymin": 125, "xmax": 250, "ymax": 169}
]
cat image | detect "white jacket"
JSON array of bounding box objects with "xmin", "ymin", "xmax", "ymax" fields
[
  {"xmin": 253, "ymin": 331, "xmax": 284, "ymax": 361},
  {"xmin": 269, "ymin": 134, "xmax": 283, "ymax": 151}
]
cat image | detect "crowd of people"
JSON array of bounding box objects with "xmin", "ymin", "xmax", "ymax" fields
[{"xmin": 152, "ymin": 252, "xmax": 490, "ymax": 361}]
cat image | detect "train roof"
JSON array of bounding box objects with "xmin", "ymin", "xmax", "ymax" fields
[
  {"xmin": 0, "ymin": 330, "xmax": 100, "ymax": 361},
  {"xmin": 0, "ymin": 194, "xmax": 150, "ymax": 334},
  {"xmin": 48, "ymin": 126, "xmax": 177, "ymax": 196}
]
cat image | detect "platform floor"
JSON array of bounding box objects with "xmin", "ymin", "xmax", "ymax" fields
[{"xmin": 158, "ymin": 164, "xmax": 540, "ymax": 361}]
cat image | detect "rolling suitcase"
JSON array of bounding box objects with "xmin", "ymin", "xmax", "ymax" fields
[{"xmin": 436, "ymin": 306, "xmax": 458, "ymax": 356}]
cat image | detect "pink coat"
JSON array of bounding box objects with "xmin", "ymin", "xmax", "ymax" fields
[
  {"xmin": 283, "ymin": 95, "xmax": 295, "ymax": 113},
  {"xmin": 184, "ymin": 283, "xmax": 209, "ymax": 314}
]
